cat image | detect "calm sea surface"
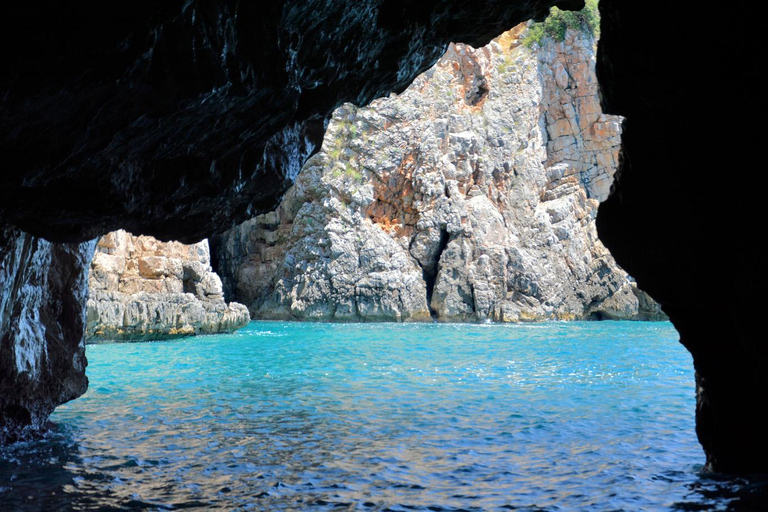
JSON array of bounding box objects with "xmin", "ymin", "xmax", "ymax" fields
[{"xmin": 2, "ymin": 321, "xmax": 767, "ymax": 510}]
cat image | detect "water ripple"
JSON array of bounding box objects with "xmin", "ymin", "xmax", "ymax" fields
[{"xmin": 2, "ymin": 321, "xmax": 764, "ymax": 510}]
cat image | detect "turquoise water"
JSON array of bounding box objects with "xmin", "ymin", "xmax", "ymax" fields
[{"xmin": 1, "ymin": 321, "xmax": 765, "ymax": 510}]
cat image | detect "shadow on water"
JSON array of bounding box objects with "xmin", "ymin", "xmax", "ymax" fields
[
  {"xmin": 0, "ymin": 424, "xmax": 209, "ymax": 512},
  {"xmin": 671, "ymin": 472, "xmax": 768, "ymax": 511},
  {"xmin": 3, "ymin": 425, "xmax": 768, "ymax": 511}
]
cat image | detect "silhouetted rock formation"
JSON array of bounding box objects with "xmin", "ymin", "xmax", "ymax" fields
[{"xmin": 595, "ymin": 0, "xmax": 768, "ymax": 473}]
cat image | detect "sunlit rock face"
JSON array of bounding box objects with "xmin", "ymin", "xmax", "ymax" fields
[
  {"xmin": 596, "ymin": 1, "xmax": 767, "ymax": 472},
  {"xmin": 86, "ymin": 231, "xmax": 249, "ymax": 343},
  {"xmin": 1, "ymin": 0, "xmax": 573, "ymax": 439},
  {"xmin": 213, "ymin": 25, "xmax": 663, "ymax": 323}
]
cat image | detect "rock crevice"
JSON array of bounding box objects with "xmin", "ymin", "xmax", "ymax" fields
[{"xmin": 421, "ymin": 226, "xmax": 451, "ymax": 319}]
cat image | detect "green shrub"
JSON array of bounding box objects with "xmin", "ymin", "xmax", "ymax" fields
[
  {"xmin": 523, "ymin": 0, "xmax": 600, "ymax": 47},
  {"xmin": 345, "ymin": 162, "xmax": 362, "ymax": 181}
]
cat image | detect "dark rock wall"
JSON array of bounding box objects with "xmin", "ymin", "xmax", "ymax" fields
[
  {"xmin": 1, "ymin": 0, "xmax": 569, "ymax": 244},
  {"xmin": 0, "ymin": 228, "xmax": 95, "ymax": 441},
  {"xmin": 596, "ymin": 1, "xmax": 767, "ymax": 472}
]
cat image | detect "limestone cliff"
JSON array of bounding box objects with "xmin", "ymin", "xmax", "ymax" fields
[
  {"xmin": 213, "ymin": 24, "xmax": 663, "ymax": 323},
  {"xmin": 86, "ymin": 231, "xmax": 249, "ymax": 342}
]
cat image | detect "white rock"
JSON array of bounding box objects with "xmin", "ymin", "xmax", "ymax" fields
[
  {"xmin": 213, "ymin": 25, "xmax": 663, "ymax": 323},
  {"xmin": 86, "ymin": 230, "xmax": 250, "ymax": 342}
]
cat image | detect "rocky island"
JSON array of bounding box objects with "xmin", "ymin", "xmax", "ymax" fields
[
  {"xmin": 87, "ymin": 230, "xmax": 249, "ymax": 342},
  {"xmin": 212, "ymin": 23, "xmax": 663, "ymax": 323}
]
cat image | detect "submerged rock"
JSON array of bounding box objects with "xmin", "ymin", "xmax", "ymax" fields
[
  {"xmin": 213, "ymin": 25, "xmax": 663, "ymax": 323},
  {"xmin": 86, "ymin": 230, "xmax": 249, "ymax": 342}
]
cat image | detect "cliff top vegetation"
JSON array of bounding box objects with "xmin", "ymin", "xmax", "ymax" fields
[{"xmin": 524, "ymin": 0, "xmax": 600, "ymax": 47}]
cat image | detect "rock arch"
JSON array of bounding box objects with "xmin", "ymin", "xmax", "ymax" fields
[{"xmin": 1, "ymin": 0, "xmax": 764, "ymax": 472}]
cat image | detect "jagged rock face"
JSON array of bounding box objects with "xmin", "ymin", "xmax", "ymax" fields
[
  {"xmin": 0, "ymin": 228, "xmax": 95, "ymax": 440},
  {"xmin": 213, "ymin": 26, "xmax": 663, "ymax": 323},
  {"xmin": 87, "ymin": 231, "xmax": 250, "ymax": 342}
]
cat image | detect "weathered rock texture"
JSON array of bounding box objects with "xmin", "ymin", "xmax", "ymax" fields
[
  {"xmin": 0, "ymin": 228, "xmax": 95, "ymax": 440},
  {"xmin": 213, "ymin": 25, "xmax": 661, "ymax": 323},
  {"xmin": 87, "ymin": 231, "xmax": 250, "ymax": 342}
]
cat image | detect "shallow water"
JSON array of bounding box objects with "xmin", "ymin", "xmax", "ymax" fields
[{"xmin": 2, "ymin": 321, "xmax": 767, "ymax": 510}]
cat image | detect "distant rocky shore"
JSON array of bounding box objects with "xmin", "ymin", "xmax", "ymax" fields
[
  {"xmin": 211, "ymin": 24, "xmax": 665, "ymax": 323},
  {"xmin": 86, "ymin": 230, "xmax": 249, "ymax": 343}
]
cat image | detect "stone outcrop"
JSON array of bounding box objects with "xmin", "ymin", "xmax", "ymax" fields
[
  {"xmin": 87, "ymin": 231, "xmax": 249, "ymax": 342},
  {"xmin": 2, "ymin": 0, "xmax": 768, "ymax": 473},
  {"xmin": 213, "ymin": 25, "xmax": 661, "ymax": 323},
  {"xmin": 0, "ymin": 228, "xmax": 95, "ymax": 440}
]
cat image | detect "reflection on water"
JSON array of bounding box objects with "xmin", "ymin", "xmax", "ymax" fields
[
  {"xmin": 2, "ymin": 321, "xmax": 767, "ymax": 510},
  {"xmin": 5, "ymin": 429, "xmax": 768, "ymax": 512}
]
